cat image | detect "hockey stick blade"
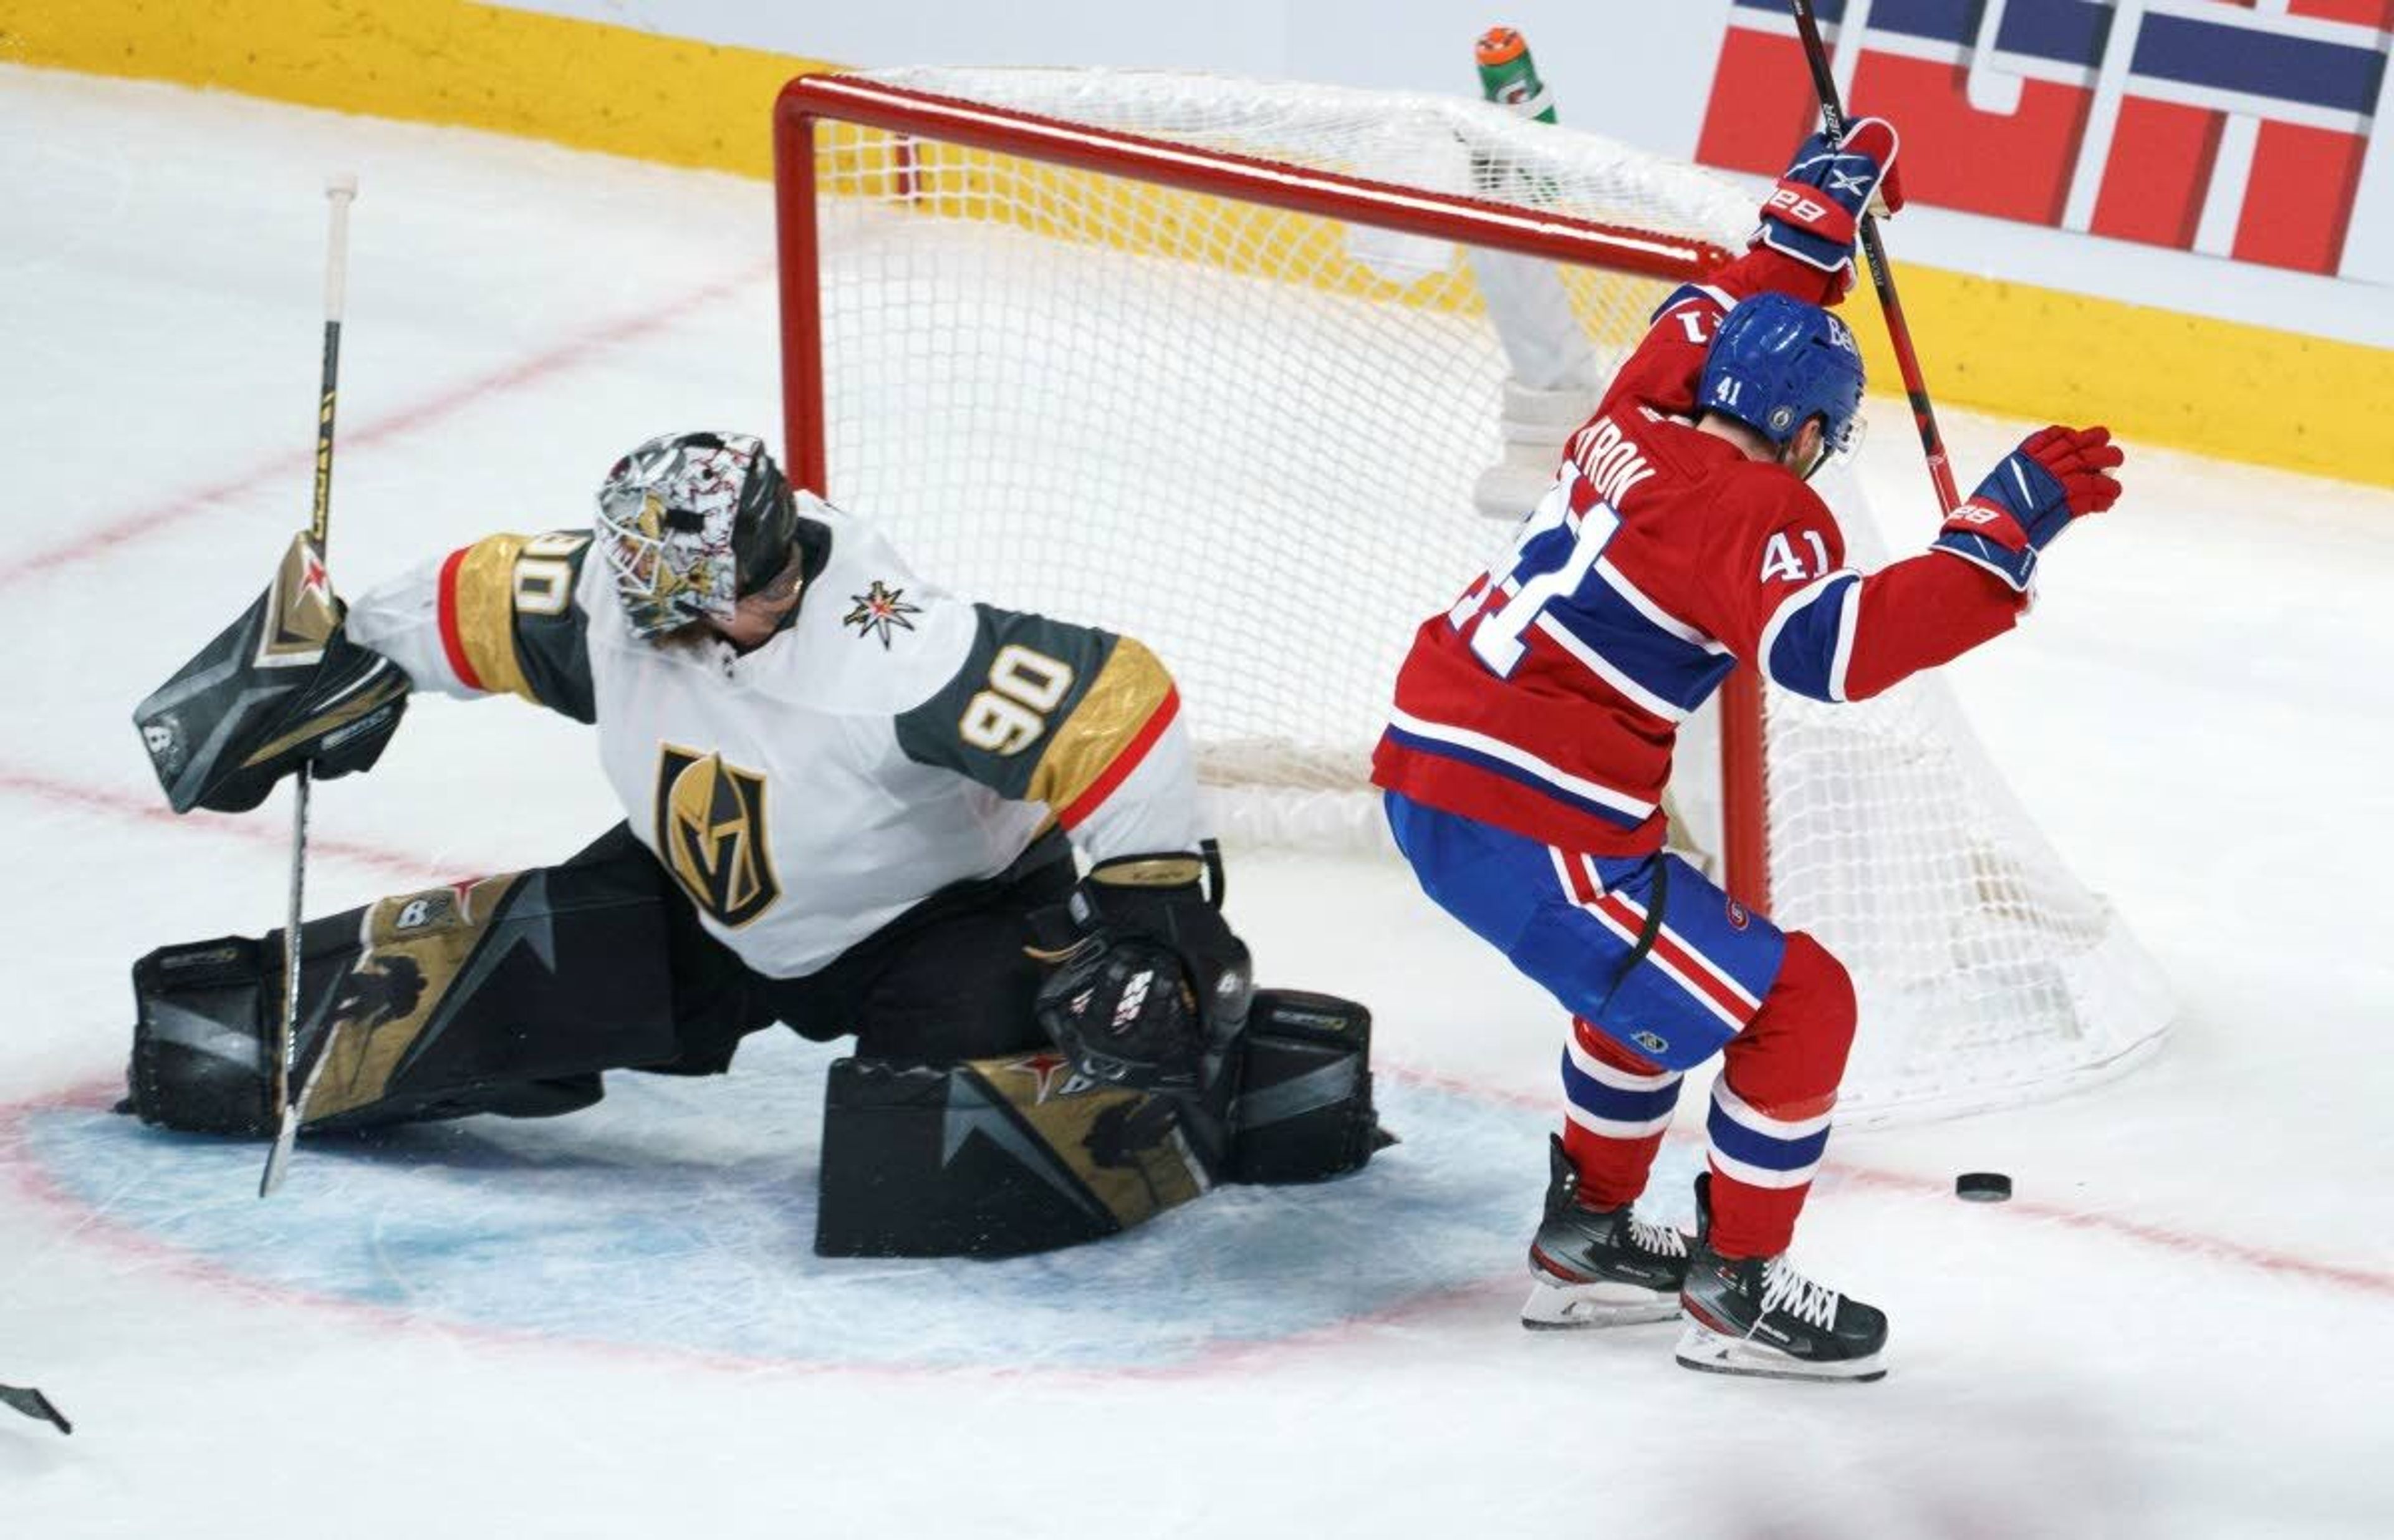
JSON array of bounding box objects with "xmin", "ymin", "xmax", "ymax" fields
[
  {"xmin": 259, "ymin": 1105, "xmax": 300, "ymax": 1199},
  {"xmin": 1, "ymin": 1384, "xmax": 72, "ymax": 1436},
  {"xmin": 259, "ymin": 1017, "xmax": 342, "ymax": 1197}
]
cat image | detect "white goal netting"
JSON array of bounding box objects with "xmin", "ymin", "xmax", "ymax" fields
[{"xmin": 789, "ymin": 67, "xmax": 2171, "ymax": 1119}]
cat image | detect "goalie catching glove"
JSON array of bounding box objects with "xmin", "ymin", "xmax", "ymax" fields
[
  {"xmin": 1030, "ymin": 843, "xmax": 1253, "ymax": 1090},
  {"xmin": 133, "ymin": 531, "xmax": 408, "ymax": 814}
]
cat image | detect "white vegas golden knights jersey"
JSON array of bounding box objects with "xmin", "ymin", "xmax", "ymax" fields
[{"xmin": 346, "ymin": 493, "xmax": 1203, "ymax": 978}]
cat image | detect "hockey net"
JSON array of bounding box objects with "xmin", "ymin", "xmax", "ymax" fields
[{"xmin": 772, "ymin": 67, "xmax": 2171, "ymax": 1120}]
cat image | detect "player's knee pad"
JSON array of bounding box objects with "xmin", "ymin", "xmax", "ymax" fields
[
  {"xmin": 1723, "ymin": 930, "xmax": 1857, "ymax": 1110},
  {"xmin": 1777, "ymin": 930, "xmax": 1858, "ymax": 1060},
  {"xmin": 125, "ymin": 855, "xmax": 690, "ymax": 1137}
]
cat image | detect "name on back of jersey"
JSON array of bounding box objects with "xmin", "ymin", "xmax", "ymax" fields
[{"xmin": 1565, "ymin": 416, "xmax": 1657, "ymax": 511}]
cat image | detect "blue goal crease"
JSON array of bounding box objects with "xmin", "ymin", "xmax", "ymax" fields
[{"xmin": 14, "ymin": 1052, "xmax": 1703, "ymax": 1371}]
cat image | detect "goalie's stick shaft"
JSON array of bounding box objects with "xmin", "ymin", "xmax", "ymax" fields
[
  {"xmin": 1786, "ymin": 0, "xmax": 1961, "ymax": 514},
  {"xmin": 262, "ymin": 174, "xmax": 358, "ymax": 1200}
]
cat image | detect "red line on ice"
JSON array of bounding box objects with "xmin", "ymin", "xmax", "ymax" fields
[
  {"xmin": 5, "ymin": 259, "xmax": 772, "ymax": 590},
  {"xmin": 0, "ymin": 768, "xmax": 443, "ymax": 883},
  {"xmin": 1374, "ymin": 1065, "xmax": 2394, "ymax": 1303}
]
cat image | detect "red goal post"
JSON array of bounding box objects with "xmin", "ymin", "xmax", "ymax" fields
[
  {"xmin": 766, "ymin": 66, "xmax": 2169, "ymax": 1121},
  {"xmin": 772, "ymin": 70, "xmax": 1777, "ymax": 911}
]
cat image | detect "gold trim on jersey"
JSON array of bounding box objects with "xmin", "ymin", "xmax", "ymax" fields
[
  {"xmin": 1024, "ymin": 636, "xmax": 1174, "ymax": 815},
  {"xmin": 449, "ymin": 534, "xmax": 535, "ymax": 702},
  {"xmin": 653, "ymin": 744, "xmax": 781, "ymax": 929}
]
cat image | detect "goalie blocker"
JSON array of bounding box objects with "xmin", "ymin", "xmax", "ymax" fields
[{"xmin": 125, "ymin": 830, "xmax": 1384, "ymax": 1258}]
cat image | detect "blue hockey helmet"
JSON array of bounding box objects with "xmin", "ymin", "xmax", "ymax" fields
[{"xmin": 1696, "ymin": 292, "xmax": 1867, "ymax": 463}]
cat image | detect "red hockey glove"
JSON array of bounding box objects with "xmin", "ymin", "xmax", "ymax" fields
[
  {"xmin": 1933, "ymin": 425, "xmax": 2125, "ymax": 590},
  {"xmin": 1757, "ymin": 117, "xmax": 1902, "ymax": 276}
]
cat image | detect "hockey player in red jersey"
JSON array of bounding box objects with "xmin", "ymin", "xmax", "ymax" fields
[{"xmin": 1372, "ymin": 120, "xmax": 2124, "ymax": 1380}]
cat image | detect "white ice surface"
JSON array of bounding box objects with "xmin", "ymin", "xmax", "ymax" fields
[{"xmin": 2, "ymin": 67, "xmax": 2392, "ymax": 1539}]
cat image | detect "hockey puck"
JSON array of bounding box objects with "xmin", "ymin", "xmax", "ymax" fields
[{"xmin": 1955, "ymin": 1172, "xmax": 2012, "ymax": 1203}]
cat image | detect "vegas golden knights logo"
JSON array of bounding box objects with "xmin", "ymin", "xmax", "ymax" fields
[{"xmin": 654, "ymin": 746, "xmax": 780, "ymax": 928}]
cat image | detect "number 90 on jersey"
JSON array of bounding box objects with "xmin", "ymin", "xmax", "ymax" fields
[{"xmin": 958, "ymin": 644, "xmax": 1075, "ymax": 754}]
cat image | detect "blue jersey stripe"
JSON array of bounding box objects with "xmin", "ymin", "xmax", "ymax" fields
[
  {"xmin": 1543, "ymin": 570, "xmax": 1739, "ymax": 715},
  {"xmin": 1378, "ymin": 726, "xmax": 1651, "ymax": 830},
  {"xmin": 1763, "ymin": 574, "xmax": 1858, "ymax": 704}
]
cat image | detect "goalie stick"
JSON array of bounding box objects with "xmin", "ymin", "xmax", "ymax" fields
[
  {"xmin": 260, "ymin": 173, "xmax": 358, "ymax": 1200},
  {"xmin": 1, "ymin": 1383, "xmax": 71, "ymax": 1436},
  {"xmin": 1786, "ymin": 0, "xmax": 1962, "ymax": 514}
]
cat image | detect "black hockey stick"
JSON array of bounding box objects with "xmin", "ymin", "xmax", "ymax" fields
[
  {"xmin": 1, "ymin": 1383, "xmax": 70, "ymax": 1436},
  {"xmin": 1785, "ymin": 0, "xmax": 1961, "ymax": 514},
  {"xmin": 260, "ymin": 173, "xmax": 358, "ymax": 1200}
]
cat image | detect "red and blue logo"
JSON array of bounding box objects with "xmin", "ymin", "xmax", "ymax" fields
[{"xmin": 1701, "ymin": 1, "xmax": 2390, "ymax": 276}]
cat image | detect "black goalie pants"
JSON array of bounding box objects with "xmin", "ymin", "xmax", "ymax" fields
[
  {"xmin": 126, "ymin": 822, "xmax": 1075, "ymax": 1138},
  {"xmin": 670, "ymin": 824, "xmax": 1077, "ymax": 1071},
  {"xmin": 476, "ymin": 821, "xmax": 1079, "ymax": 1088}
]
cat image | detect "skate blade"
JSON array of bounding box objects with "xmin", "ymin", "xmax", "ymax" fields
[
  {"xmin": 1521, "ymin": 1276, "xmax": 1683, "ymax": 1331},
  {"xmin": 1673, "ymin": 1322, "xmax": 1885, "ymax": 1382}
]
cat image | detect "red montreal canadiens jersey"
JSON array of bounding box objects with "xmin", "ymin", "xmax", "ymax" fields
[{"xmin": 1372, "ymin": 249, "xmax": 2027, "ymax": 857}]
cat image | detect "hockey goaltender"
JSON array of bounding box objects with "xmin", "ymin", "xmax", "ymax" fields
[{"xmin": 123, "ymin": 431, "xmax": 1386, "ymax": 1256}]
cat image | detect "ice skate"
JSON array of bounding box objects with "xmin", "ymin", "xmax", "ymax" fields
[
  {"xmin": 1674, "ymin": 1176, "xmax": 1887, "ymax": 1382},
  {"xmin": 1521, "ymin": 1135, "xmax": 1691, "ymax": 1329}
]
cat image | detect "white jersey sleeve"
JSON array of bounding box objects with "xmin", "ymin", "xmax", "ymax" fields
[
  {"xmin": 344, "ymin": 532, "xmax": 599, "ymax": 721},
  {"xmin": 343, "ymin": 554, "xmax": 456, "ymax": 696}
]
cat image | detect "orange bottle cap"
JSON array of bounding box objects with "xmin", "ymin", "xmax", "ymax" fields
[{"xmin": 1476, "ymin": 27, "xmax": 1527, "ymax": 66}]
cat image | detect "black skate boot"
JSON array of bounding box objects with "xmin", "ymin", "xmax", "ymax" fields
[
  {"xmin": 1675, "ymin": 1176, "xmax": 1888, "ymax": 1381},
  {"xmin": 1521, "ymin": 1135, "xmax": 1692, "ymax": 1329}
]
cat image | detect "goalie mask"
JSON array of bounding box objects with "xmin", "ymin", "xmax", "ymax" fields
[{"xmin": 595, "ymin": 431, "xmax": 800, "ymax": 639}]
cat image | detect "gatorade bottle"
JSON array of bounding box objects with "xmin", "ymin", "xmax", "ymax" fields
[{"xmin": 1474, "ymin": 27, "xmax": 1557, "ymax": 123}]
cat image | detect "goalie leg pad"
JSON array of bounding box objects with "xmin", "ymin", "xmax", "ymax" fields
[
  {"xmin": 127, "ymin": 832, "xmax": 694, "ymax": 1136},
  {"xmin": 815, "ymin": 1054, "xmax": 1218, "ymax": 1258},
  {"xmin": 1228, "ymin": 989, "xmax": 1387, "ymax": 1184}
]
